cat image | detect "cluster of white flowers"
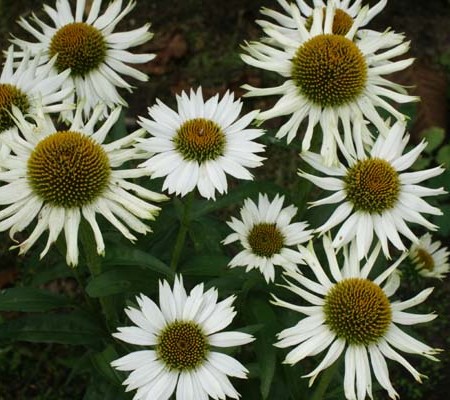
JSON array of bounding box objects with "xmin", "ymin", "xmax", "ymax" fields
[
  {"xmin": 0, "ymin": 1, "xmax": 448, "ymax": 400},
  {"xmin": 224, "ymin": 0, "xmax": 448, "ymax": 399}
]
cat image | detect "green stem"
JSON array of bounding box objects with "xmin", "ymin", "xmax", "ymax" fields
[
  {"xmin": 72, "ymin": 266, "xmax": 96, "ymax": 311},
  {"xmin": 55, "ymin": 235, "xmax": 96, "ymax": 311},
  {"xmin": 310, "ymin": 357, "xmax": 341, "ymax": 400},
  {"xmin": 170, "ymin": 192, "xmax": 194, "ymax": 272},
  {"xmin": 80, "ymin": 221, "xmax": 117, "ymax": 329}
]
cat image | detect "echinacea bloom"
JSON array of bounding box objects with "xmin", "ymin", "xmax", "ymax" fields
[
  {"xmin": 262, "ymin": 0, "xmax": 389, "ymax": 38},
  {"xmin": 137, "ymin": 88, "xmax": 265, "ymax": 200},
  {"xmin": 272, "ymin": 236, "xmax": 440, "ymax": 400},
  {"xmin": 223, "ymin": 193, "xmax": 312, "ymax": 282},
  {"xmin": 12, "ymin": 0, "xmax": 155, "ymax": 118},
  {"xmin": 299, "ymin": 121, "xmax": 446, "ymax": 259},
  {"xmin": 410, "ymin": 233, "xmax": 449, "ymax": 279},
  {"xmin": 0, "ymin": 45, "xmax": 71, "ymax": 134},
  {"xmin": 112, "ymin": 276, "xmax": 254, "ymax": 400},
  {"xmin": 241, "ymin": 1, "xmax": 416, "ymax": 165},
  {"xmin": 0, "ymin": 104, "xmax": 167, "ymax": 266}
]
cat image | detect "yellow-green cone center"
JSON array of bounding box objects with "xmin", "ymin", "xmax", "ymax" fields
[
  {"xmin": 305, "ymin": 8, "xmax": 354, "ymax": 36},
  {"xmin": 344, "ymin": 158, "xmax": 400, "ymax": 213},
  {"xmin": 49, "ymin": 22, "xmax": 107, "ymax": 76},
  {"xmin": 415, "ymin": 248, "xmax": 435, "ymax": 271},
  {"xmin": 324, "ymin": 278, "xmax": 392, "ymax": 345},
  {"xmin": 27, "ymin": 131, "xmax": 111, "ymax": 208},
  {"xmin": 247, "ymin": 223, "xmax": 285, "ymax": 258},
  {"xmin": 291, "ymin": 34, "xmax": 367, "ymax": 107},
  {"xmin": 173, "ymin": 118, "xmax": 226, "ymax": 163},
  {"xmin": 157, "ymin": 321, "xmax": 209, "ymax": 371},
  {"xmin": 0, "ymin": 83, "xmax": 30, "ymax": 132}
]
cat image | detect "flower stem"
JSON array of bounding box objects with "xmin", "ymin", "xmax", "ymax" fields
[
  {"xmin": 170, "ymin": 191, "xmax": 194, "ymax": 272},
  {"xmin": 310, "ymin": 357, "xmax": 341, "ymax": 400},
  {"xmin": 80, "ymin": 221, "xmax": 117, "ymax": 328}
]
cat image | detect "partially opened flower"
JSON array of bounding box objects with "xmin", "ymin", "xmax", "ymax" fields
[
  {"xmin": 0, "ymin": 104, "xmax": 167, "ymax": 266},
  {"xmin": 12, "ymin": 0, "xmax": 155, "ymax": 118},
  {"xmin": 112, "ymin": 276, "xmax": 254, "ymax": 400},
  {"xmin": 0, "ymin": 45, "xmax": 71, "ymax": 134},
  {"xmin": 241, "ymin": 1, "xmax": 417, "ymax": 165},
  {"xmin": 137, "ymin": 88, "xmax": 265, "ymax": 200},
  {"xmin": 272, "ymin": 236, "xmax": 440, "ymax": 400},
  {"xmin": 223, "ymin": 193, "xmax": 312, "ymax": 282},
  {"xmin": 299, "ymin": 121, "xmax": 446, "ymax": 259},
  {"xmin": 410, "ymin": 233, "xmax": 449, "ymax": 279}
]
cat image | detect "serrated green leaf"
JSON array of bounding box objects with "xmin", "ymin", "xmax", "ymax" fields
[
  {"xmin": 0, "ymin": 287, "xmax": 73, "ymax": 312},
  {"xmin": 0, "ymin": 311, "xmax": 104, "ymax": 345},
  {"xmin": 86, "ymin": 266, "xmax": 159, "ymax": 297},
  {"xmin": 422, "ymin": 127, "xmax": 445, "ymax": 153},
  {"xmin": 102, "ymin": 246, "xmax": 173, "ymax": 278}
]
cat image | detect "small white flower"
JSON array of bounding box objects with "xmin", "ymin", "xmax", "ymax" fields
[
  {"xmin": 272, "ymin": 236, "xmax": 440, "ymax": 400},
  {"xmin": 137, "ymin": 88, "xmax": 265, "ymax": 200},
  {"xmin": 12, "ymin": 0, "xmax": 155, "ymax": 118},
  {"xmin": 223, "ymin": 193, "xmax": 312, "ymax": 282},
  {"xmin": 299, "ymin": 121, "xmax": 446, "ymax": 259},
  {"xmin": 241, "ymin": 1, "xmax": 417, "ymax": 165},
  {"xmin": 0, "ymin": 104, "xmax": 167, "ymax": 266},
  {"xmin": 0, "ymin": 45, "xmax": 71, "ymax": 135},
  {"xmin": 112, "ymin": 276, "xmax": 254, "ymax": 400},
  {"xmin": 410, "ymin": 233, "xmax": 449, "ymax": 279}
]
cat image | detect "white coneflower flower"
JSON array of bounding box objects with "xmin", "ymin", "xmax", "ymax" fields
[
  {"xmin": 137, "ymin": 88, "xmax": 266, "ymax": 200},
  {"xmin": 262, "ymin": 0, "xmax": 389, "ymax": 38},
  {"xmin": 112, "ymin": 276, "xmax": 254, "ymax": 400},
  {"xmin": 299, "ymin": 121, "xmax": 446, "ymax": 259},
  {"xmin": 272, "ymin": 236, "xmax": 440, "ymax": 400},
  {"xmin": 223, "ymin": 193, "xmax": 312, "ymax": 282},
  {"xmin": 0, "ymin": 104, "xmax": 167, "ymax": 266},
  {"xmin": 241, "ymin": 2, "xmax": 417, "ymax": 165},
  {"xmin": 12, "ymin": 0, "xmax": 155, "ymax": 118},
  {"xmin": 0, "ymin": 45, "xmax": 71, "ymax": 134},
  {"xmin": 410, "ymin": 233, "xmax": 449, "ymax": 279}
]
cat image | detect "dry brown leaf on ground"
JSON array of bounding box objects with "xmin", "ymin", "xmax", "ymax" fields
[{"xmin": 142, "ymin": 30, "xmax": 189, "ymax": 75}]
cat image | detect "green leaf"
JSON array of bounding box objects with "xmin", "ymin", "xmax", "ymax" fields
[
  {"xmin": 30, "ymin": 262, "xmax": 74, "ymax": 286},
  {"xmin": 411, "ymin": 155, "xmax": 431, "ymax": 171},
  {"xmin": 181, "ymin": 254, "xmax": 229, "ymax": 276},
  {"xmin": 86, "ymin": 266, "xmax": 159, "ymax": 297},
  {"xmin": 83, "ymin": 374, "xmax": 127, "ymax": 400},
  {"xmin": 249, "ymin": 297, "xmax": 278, "ymax": 399},
  {"xmin": 0, "ymin": 287, "xmax": 73, "ymax": 312},
  {"xmin": 102, "ymin": 246, "xmax": 173, "ymax": 278},
  {"xmin": 106, "ymin": 108, "xmax": 127, "ymax": 143},
  {"xmin": 422, "ymin": 127, "xmax": 445, "ymax": 153},
  {"xmin": 188, "ymin": 218, "xmax": 225, "ymax": 254},
  {"xmin": 437, "ymin": 145, "xmax": 450, "ymax": 168},
  {"xmin": 433, "ymin": 204, "xmax": 450, "ymax": 236},
  {"xmin": 191, "ymin": 181, "xmax": 284, "ymax": 219},
  {"xmin": 0, "ymin": 311, "xmax": 105, "ymax": 345},
  {"xmin": 90, "ymin": 346, "xmax": 124, "ymax": 386}
]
